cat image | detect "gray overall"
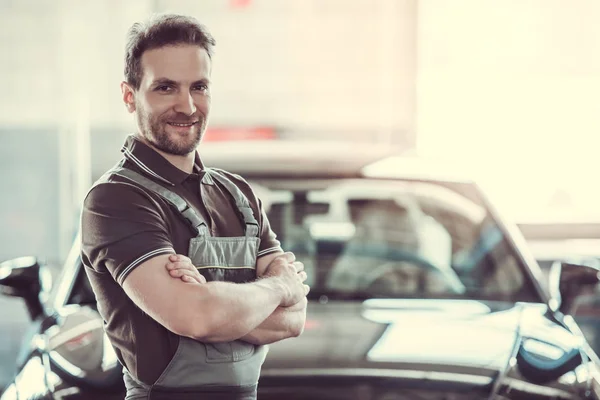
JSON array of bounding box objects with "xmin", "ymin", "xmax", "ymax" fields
[{"xmin": 104, "ymin": 166, "xmax": 268, "ymax": 400}]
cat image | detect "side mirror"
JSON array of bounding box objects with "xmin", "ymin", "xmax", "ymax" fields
[
  {"xmin": 516, "ymin": 338, "xmax": 582, "ymax": 384},
  {"xmin": 0, "ymin": 256, "xmax": 53, "ymax": 320},
  {"xmin": 549, "ymin": 260, "xmax": 600, "ymax": 316}
]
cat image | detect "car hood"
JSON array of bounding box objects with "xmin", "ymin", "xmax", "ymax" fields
[{"xmin": 263, "ymin": 299, "xmax": 579, "ymax": 380}]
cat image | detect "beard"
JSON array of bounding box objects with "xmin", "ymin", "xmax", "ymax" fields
[{"xmin": 136, "ymin": 105, "xmax": 207, "ymax": 156}]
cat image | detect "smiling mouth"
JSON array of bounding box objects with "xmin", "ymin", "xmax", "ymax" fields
[{"xmin": 167, "ymin": 121, "xmax": 198, "ymax": 127}]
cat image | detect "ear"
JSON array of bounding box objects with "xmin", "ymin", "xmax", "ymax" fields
[{"xmin": 121, "ymin": 81, "xmax": 136, "ymax": 113}]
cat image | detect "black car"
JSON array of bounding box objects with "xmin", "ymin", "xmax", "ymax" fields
[
  {"xmin": 1, "ymin": 141, "xmax": 600, "ymax": 400},
  {"xmin": 519, "ymin": 219, "xmax": 600, "ymax": 361}
]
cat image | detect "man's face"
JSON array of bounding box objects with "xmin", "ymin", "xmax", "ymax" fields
[{"xmin": 125, "ymin": 44, "xmax": 212, "ymax": 156}]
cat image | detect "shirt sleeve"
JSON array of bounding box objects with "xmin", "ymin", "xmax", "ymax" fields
[{"xmin": 80, "ymin": 180, "xmax": 176, "ymax": 285}]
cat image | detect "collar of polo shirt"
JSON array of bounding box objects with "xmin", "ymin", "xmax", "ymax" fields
[{"xmin": 121, "ymin": 134, "xmax": 214, "ymax": 186}]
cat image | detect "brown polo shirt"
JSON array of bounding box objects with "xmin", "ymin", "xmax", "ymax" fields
[{"xmin": 80, "ymin": 134, "xmax": 282, "ymax": 384}]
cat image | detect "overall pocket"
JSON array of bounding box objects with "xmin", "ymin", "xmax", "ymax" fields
[
  {"xmin": 205, "ymin": 341, "xmax": 256, "ymax": 363},
  {"xmin": 188, "ymin": 236, "xmax": 259, "ymax": 282}
]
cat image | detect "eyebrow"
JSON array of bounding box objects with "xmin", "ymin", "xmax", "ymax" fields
[{"xmin": 151, "ymin": 78, "xmax": 211, "ymax": 87}]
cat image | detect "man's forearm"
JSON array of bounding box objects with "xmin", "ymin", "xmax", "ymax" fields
[
  {"xmin": 178, "ymin": 278, "xmax": 286, "ymax": 343},
  {"xmin": 240, "ymin": 299, "xmax": 307, "ymax": 345}
]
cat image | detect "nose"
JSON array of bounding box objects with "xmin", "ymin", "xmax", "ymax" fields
[{"xmin": 173, "ymin": 91, "xmax": 197, "ymax": 116}]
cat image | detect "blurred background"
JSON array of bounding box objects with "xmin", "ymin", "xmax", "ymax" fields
[{"xmin": 2, "ymin": 0, "xmax": 600, "ymax": 388}]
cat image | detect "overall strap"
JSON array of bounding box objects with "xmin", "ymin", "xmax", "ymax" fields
[
  {"xmin": 112, "ymin": 166, "xmax": 210, "ymax": 237},
  {"xmin": 206, "ymin": 168, "xmax": 260, "ymax": 237}
]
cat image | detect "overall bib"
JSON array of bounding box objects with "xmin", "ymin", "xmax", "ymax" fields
[{"xmin": 106, "ymin": 166, "xmax": 268, "ymax": 400}]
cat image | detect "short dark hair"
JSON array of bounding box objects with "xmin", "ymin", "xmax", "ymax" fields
[{"xmin": 124, "ymin": 14, "xmax": 216, "ymax": 90}]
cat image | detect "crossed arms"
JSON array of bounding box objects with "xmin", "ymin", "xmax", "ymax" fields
[{"xmin": 122, "ymin": 251, "xmax": 309, "ymax": 345}]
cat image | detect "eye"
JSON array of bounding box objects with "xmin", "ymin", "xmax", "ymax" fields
[
  {"xmin": 155, "ymin": 85, "xmax": 173, "ymax": 92},
  {"xmin": 193, "ymin": 84, "xmax": 209, "ymax": 92}
]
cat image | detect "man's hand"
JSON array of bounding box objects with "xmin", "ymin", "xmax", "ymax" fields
[
  {"xmin": 241, "ymin": 295, "xmax": 308, "ymax": 345},
  {"xmin": 242, "ymin": 252, "xmax": 309, "ymax": 344},
  {"xmin": 261, "ymin": 252, "xmax": 310, "ymax": 307},
  {"xmin": 165, "ymin": 252, "xmax": 310, "ymax": 305},
  {"xmin": 166, "ymin": 254, "xmax": 206, "ymax": 284}
]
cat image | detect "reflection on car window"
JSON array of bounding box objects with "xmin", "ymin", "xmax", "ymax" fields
[{"xmin": 255, "ymin": 178, "xmax": 538, "ymax": 302}]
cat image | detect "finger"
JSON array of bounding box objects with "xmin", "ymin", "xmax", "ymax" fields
[
  {"xmin": 280, "ymin": 251, "xmax": 296, "ymax": 263},
  {"xmin": 167, "ymin": 261, "xmax": 196, "ymax": 271},
  {"xmin": 183, "ymin": 271, "xmax": 206, "ymax": 284},
  {"xmin": 182, "ymin": 275, "xmax": 201, "ymax": 284},
  {"xmin": 303, "ymin": 284, "xmax": 310, "ymax": 296},
  {"xmin": 169, "ymin": 254, "xmax": 192, "ymax": 264},
  {"xmin": 168, "ymin": 269, "xmax": 186, "ymax": 278},
  {"xmin": 169, "ymin": 268, "xmax": 205, "ymax": 284},
  {"xmin": 297, "ymin": 271, "xmax": 308, "ymax": 283},
  {"xmin": 292, "ymin": 261, "xmax": 304, "ymax": 273},
  {"xmin": 184, "ymin": 274, "xmax": 206, "ymax": 284}
]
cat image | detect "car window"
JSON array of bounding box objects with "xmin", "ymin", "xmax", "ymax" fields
[
  {"xmin": 66, "ymin": 262, "xmax": 97, "ymax": 306},
  {"xmin": 47, "ymin": 236, "xmax": 83, "ymax": 311},
  {"xmin": 47, "ymin": 235, "xmax": 97, "ymax": 309},
  {"xmin": 253, "ymin": 178, "xmax": 540, "ymax": 303}
]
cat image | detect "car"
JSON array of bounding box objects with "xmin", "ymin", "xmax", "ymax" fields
[
  {"xmin": 1, "ymin": 140, "xmax": 600, "ymax": 400},
  {"xmin": 518, "ymin": 217, "xmax": 600, "ymax": 361}
]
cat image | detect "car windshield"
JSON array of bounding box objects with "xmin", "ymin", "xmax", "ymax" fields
[{"xmin": 251, "ymin": 177, "xmax": 540, "ymax": 303}]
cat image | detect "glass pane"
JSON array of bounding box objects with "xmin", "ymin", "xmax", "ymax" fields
[{"xmin": 254, "ymin": 178, "xmax": 539, "ymax": 302}]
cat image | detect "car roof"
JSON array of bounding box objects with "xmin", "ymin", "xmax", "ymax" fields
[{"xmin": 198, "ymin": 140, "xmax": 474, "ymax": 183}]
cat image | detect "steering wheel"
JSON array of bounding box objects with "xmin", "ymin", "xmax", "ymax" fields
[{"xmin": 341, "ymin": 245, "xmax": 466, "ymax": 295}]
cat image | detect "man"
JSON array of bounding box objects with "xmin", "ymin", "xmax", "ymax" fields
[{"xmin": 80, "ymin": 14, "xmax": 308, "ymax": 400}]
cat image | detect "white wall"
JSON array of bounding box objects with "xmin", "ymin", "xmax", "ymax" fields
[
  {"xmin": 0, "ymin": 0, "xmax": 417, "ymax": 144},
  {"xmin": 416, "ymin": 0, "xmax": 600, "ymax": 219}
]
